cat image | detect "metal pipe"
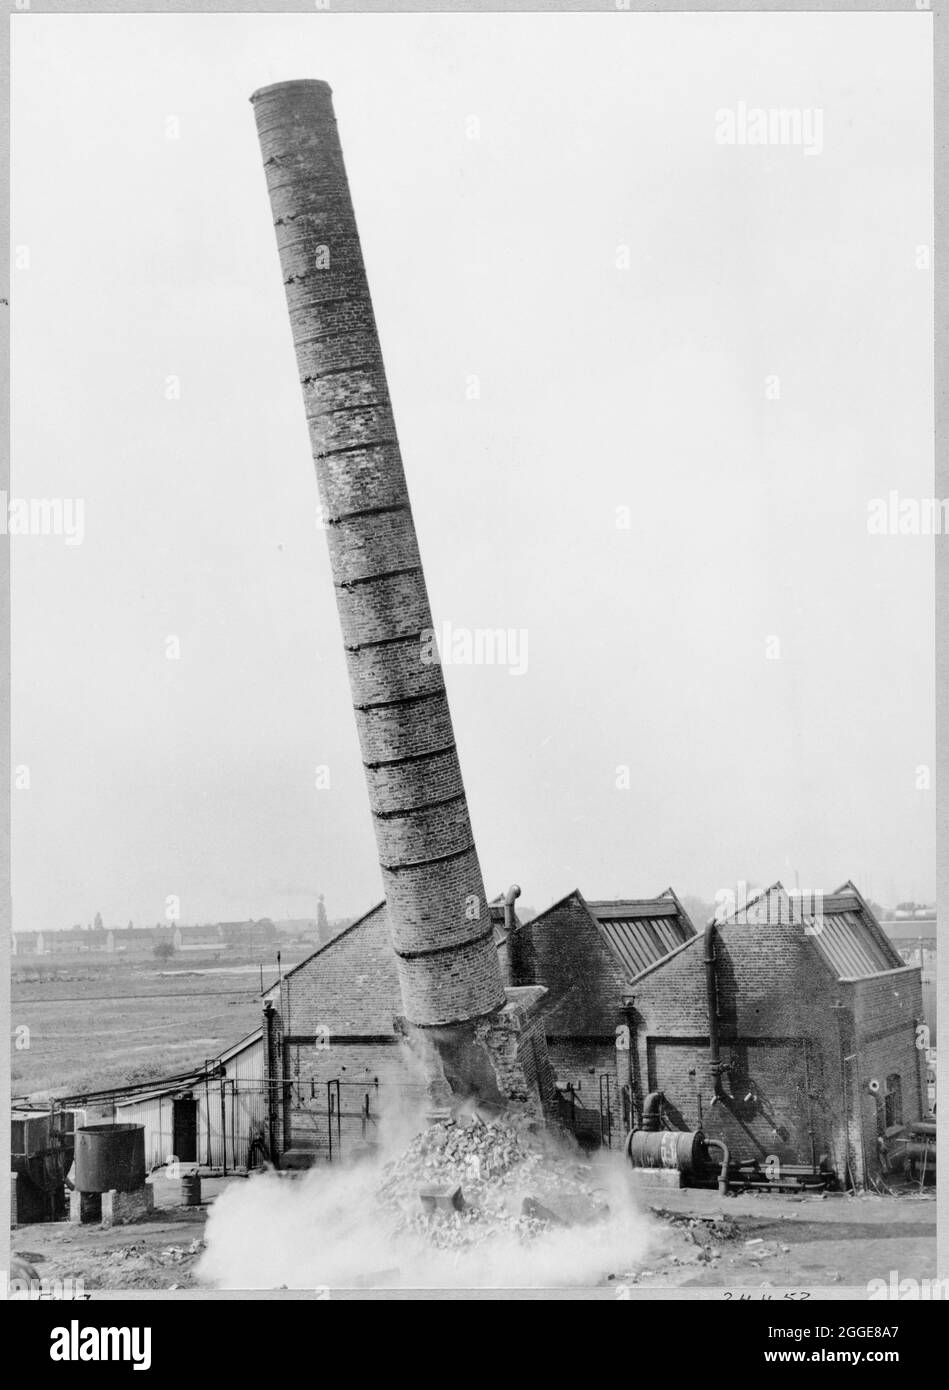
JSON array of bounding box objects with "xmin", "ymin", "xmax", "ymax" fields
[
  {"xmin": 704, "ymin": 921, "xmax": 727, "ymax": 1100},
  {"xmin": 624, "ymin": 1007, "xmax": 636, "ymax": 1128},
  {"xmin": 641, "ymin": 1090, "xmax": 665, "ymax": 1131},
  {"xmin": 704, "ymin": 1136, "xmax": 731, "ymax": 1195},
  {"xmin": 219, "ymin": 1078, "xmax": 227, "ymax": 1177},
  {"xmin": 204, "ymin": 1066, "xmax": 211, "ymax": 1168},
  {"xmin": 503, "ymin": 884, "xmax": 521, "ymax": 938},
  {"xmin": 913, "ymin": 1016, "xmax": 925, "ymax": 1116},
  {"xmin": 264, "ymin": 1002, "xmax": 278, "ymax": 1166},
  {"xmin": 802, "ymin": 1040, "xmax": 817, "ymax": 1171}
]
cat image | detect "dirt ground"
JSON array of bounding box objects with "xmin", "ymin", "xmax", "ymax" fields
[
  {"xmin": 626, "ymin": 1182, "xmax": 936, "ymax": 1292},
  {"xmin": 12, "ymin": 944, "xmax": 322, "ymax": 1098},
  {"xmin": 12, "ymin": 1172, "xmax": 935, "ymax": 1295}
]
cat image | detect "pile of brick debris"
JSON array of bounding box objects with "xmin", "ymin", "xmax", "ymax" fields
[{"xmin": 376, "ymin": 1115, "xmax": 610, "ymax": 1249}]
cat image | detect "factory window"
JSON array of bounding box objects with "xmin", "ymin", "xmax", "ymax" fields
[{"xmin": 884, "ymin": 1074, "xmax": 903, "ymax": 1129}]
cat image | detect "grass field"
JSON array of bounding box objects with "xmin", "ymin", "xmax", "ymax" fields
[{"xmin": 12, "ymin": 947, "xmax": 314, "ymax": 1100}]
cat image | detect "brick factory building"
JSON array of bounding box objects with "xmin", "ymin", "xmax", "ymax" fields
[
  {"xmin": 505, "ymin": 889, "xmax": 699, "ymax": 1146},
  {"xmin": 507, "ymin": 880, "xmax": 923, "ymax": 1190},
  {"xmin": 264, "ymin": 879, "xmax": 925, "ymax": 1188}
]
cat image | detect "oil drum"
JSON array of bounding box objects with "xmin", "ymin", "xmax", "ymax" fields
[
  {"xmin": 180, "ymin": 1172, "xmax": 202, "ymax": 1207},
  {"xmin": 626, "ymin": 1128, "xmax": 704, "ymax": 1175}
]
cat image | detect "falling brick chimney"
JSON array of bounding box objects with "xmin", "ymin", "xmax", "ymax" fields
[{"xmin": 251, "ymin": 80, "xmax": 553, "ymax": 1116}]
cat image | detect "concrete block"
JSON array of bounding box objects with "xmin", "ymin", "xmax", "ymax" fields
[
  {"xmin": 419, "ymin": 1184, "xmax": 464, "ymax": 1213},
  {"xmin": 100, "ymin": 1184, "xmax": 153, "ymax": 1228}
]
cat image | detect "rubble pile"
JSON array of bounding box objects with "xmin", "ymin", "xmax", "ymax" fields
[{"xmin": 376, "ymin": 1116, "xmax": 610, "ymax": 1250}]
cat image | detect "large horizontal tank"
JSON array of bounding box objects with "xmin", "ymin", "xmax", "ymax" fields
[{"xmin": 627, "ymin": 1128, "xmax": 705, "ymax": 1175}]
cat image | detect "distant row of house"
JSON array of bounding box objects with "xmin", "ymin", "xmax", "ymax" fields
[
  {"xmin": 11, "ymin": 904, "xmax": 338, "ymax": 958},
  {"xmin": 12, "ymin": 920, "xmax": 280, "ymax": 957}
]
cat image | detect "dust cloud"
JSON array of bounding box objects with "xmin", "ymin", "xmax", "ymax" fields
[{"xmin": 197, "ymin": 1119, "xmax": 660, "ymax": 1292}]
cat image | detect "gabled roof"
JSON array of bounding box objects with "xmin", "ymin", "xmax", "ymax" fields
[
  {"xmin": 263, "ymin": 900, "xmax": 387, "ymax": 993},
  {"xmin": 269, "ymin": 892, "xmax": 521, "ymax": 994},
  {"xmin": 716, "ymin": 880, "xmax": 905, "ymax": 980},
  {"xmin": 809, "ymin": 880, "xmax": 905, "ymax": 979},
  {"xmin": 585, "ymin": 889, "xmax": 697, "ymax": 979},
  {"xmin": 526, "ymin": 887, "xmax": 698, "ymax": 983},
  {"xmin": 217, "ymin": 1026, "xmax": 264, "ymax": 1065}
]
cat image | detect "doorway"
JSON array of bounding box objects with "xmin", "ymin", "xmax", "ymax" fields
[{"xmin": 173, "ymin": 1094, "xmax": 198, "ymax": 1164}]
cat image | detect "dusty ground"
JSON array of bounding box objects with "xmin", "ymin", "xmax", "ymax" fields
[
  {"xmin": 12, "ymin": 1172, "xmax": 935, "ymax": 1295},
  {"xmin": 624, "ymin": 1182, "xmax": 936, "ymax": 1292}
]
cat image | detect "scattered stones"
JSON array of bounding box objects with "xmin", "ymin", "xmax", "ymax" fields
[{"xmin": 376, "ymin": 1117, "xmax": 610, "ymax": 1251}]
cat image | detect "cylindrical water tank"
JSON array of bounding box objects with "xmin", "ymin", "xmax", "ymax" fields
[
  {"xmin": 627, "ymin": 1128, "xmax": 705, "ymax": 1175},
  {"xmin": 74, "ymin": 1124, "xmax": 146, "ymax": 1193}
]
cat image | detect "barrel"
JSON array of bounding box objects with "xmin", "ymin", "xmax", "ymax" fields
[
  {"xmin": 627, "ymin": 1128, "xmax": 705, "ymax": 1175},
  {"xmin": 74, "ymin": 1124, "xmax": 145, "ymax": 1193},
  {"xmin": 180, "ymin": 1173, "xmax": 202, "ymax": 1207}
]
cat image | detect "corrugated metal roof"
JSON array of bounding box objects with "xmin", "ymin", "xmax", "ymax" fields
[
  {"xmin": 587, "ymin": 899, "xmax": 696, "ymax": 978},
  {"xmin": 805, "ymin": 906, "xmax": 899, "ymax": 979}
]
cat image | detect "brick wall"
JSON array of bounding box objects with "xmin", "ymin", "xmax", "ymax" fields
[
  {"xmin": 849, "ymin": 967, "xmax": 925, "ymax": 1181},
  {"xmin": 285, "ymin": 1039, "xmax": 423, "ymax": 1156},
  {"xmin": 546, "ymin": 1038, "xmax": 626, "ymax": 1145},
  {"xmin": 631, "ymin": 914, "xmax": 849, "ymax": 1168},
  {"xmin": 274, "ymin": 903, "xmax": 412, "ymax": 1153},
  {"xmin": 517, "ymin": 893, "xmax": 629, "ymax": 1035},
  {"xmin": 280, "ymin": 903, "xmax": 401, "ymax": 1037}
]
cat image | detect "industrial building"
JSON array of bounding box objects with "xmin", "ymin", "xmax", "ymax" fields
[
  {"xmin": 259, "ymin": 879, "xmax": 926, "ymax": 1189},
  {"xmin": 506, "ymin": 880, "xmax": 924, "ymax": 1188},
  {"xmin": 505, "ymin": 889, "xmax": 698, "ymax": 1144},
  {"xmin": 14, "ymin": 1027, "xmax": 267, "ymax": 1178}
]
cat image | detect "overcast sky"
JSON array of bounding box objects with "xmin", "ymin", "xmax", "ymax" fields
[{"xmin": 10, "ymin": 11, "xmax": 934, "ymax": 930}]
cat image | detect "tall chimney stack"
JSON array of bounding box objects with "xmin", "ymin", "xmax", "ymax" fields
[{"xmin": 250, "ymin": 80, "xmax": 507, "ymax": 1044}]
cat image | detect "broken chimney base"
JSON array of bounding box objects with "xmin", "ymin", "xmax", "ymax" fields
[{"xmin": 399, "ymin": 985, "xmax": 555, "ymax": 1125}]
